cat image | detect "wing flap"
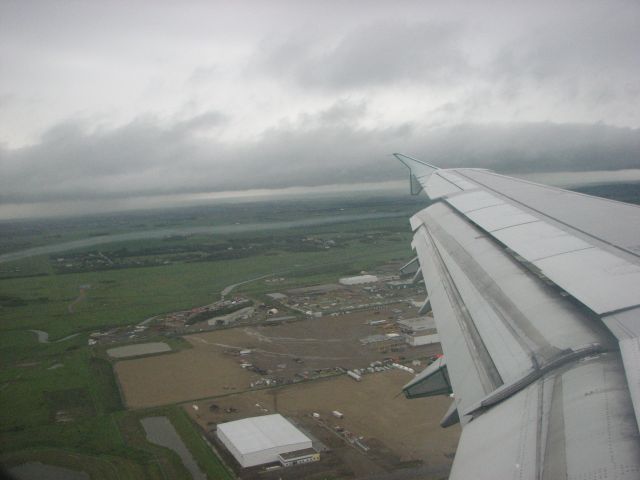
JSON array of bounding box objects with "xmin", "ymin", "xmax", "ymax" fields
[
  {"xmin": 449, "ymin": 353, "xmax": 640, "ymax": 480},
  {"xmin": 603, "ymin": 308, "xmax": 640, "ymax": 434}
]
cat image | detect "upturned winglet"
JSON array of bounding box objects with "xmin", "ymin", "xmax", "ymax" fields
[{"xmin": 392, "ymin": 153, "xmax": 439, "ymax": 196}]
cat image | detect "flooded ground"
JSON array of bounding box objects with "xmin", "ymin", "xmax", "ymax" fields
[
  {"xmin": 8, "ymin": 462, "xmax": 89, "ymax": 480},
  {"xmin": 141, "ymin": 416, "xmax": 206, "ymax": 480},
  {"xmin": 107, "ymin": 342, "xmax": 171, "ymax": 358}
]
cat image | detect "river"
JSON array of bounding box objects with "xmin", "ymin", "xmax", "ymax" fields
[{"xmin": 0, "ymin": 212, "xmax": 402, "ymax": 264}]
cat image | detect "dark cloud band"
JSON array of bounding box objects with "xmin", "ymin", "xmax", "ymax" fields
[{"xmin": 1, "ymin": 112, "xmax": 638, "ymax": 203}]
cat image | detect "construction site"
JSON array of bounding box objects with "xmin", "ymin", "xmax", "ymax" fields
[{"xmin": 110, "ymin": 267, "xmax": 460, "ymax": 478}]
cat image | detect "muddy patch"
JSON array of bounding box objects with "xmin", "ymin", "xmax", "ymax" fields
[{"xmin": 107, "ymin": 342, "xmax": 171, "ymax": 358}]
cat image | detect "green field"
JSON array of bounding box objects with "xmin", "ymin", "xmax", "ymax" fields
[{"xmin": 0, "ymin": 195, "xmax": 424, "ymax": 479}]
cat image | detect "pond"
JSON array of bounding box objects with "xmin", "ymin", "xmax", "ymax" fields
[{"xmin": 141, "ymin": 416, "xmax": 206, "ymax": 480}]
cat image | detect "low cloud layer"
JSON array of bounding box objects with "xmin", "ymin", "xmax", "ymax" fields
[{"xmin": 2, "ymin": 108, "xmax": 638, "ymax": 203}]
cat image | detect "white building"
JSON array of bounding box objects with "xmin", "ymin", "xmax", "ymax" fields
[
  {"xmin": 398, "ymin": 316, "xmax": 440, "ymax": 346},
  {"xmin": 216, "ymin": 414, "xmax": 313, "ymax": 468},
  {"xmin": 278, "ymin": 448, "xmax": 320, "ymax": 467},
  {"xmin": 397, "ymin": 316, "xmax": 436, "ymax": 334},
  {"xmin": 405, "ymin": 332, "xmax": 440, "ymax": 346},
  {"xmin": 339, "ymin": 275, "xmax": 378, "ymax": 285}
]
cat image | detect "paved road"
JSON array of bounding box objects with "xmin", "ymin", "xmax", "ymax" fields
[
  {"xmin": 220, "ymin": 273, "xmax": 274, "ymax": 298},
  {"xmin": 29, "ymin": 330, "xmax": 79, "ymax": 344}
]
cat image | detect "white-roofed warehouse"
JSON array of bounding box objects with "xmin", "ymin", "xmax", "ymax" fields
[{"xmin": 216, "ymin": 414, "xmax": 313, "ymax": 468}]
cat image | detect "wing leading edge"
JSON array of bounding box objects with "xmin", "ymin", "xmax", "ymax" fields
[{"xmin": 395, "ymin": 153, "xmax": 640, "ymax": 479}]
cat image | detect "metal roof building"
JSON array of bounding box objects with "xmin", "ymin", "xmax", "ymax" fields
[
  {"xmin": 216, "ymin": 414, "xmax": 312, "ymax": 468},
  {"xmin": 396, "ymin": 316, "xmax": 436, "ymax": 334}
]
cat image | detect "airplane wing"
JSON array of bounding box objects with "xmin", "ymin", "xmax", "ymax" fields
[{"xmin": 395, "ymin": 153, "xmax": 640, "ymax": 479}]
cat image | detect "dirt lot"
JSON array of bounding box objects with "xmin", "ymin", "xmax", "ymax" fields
[
  {"xmin": 187, "ymin": 370, "xmax": 460, "ymax": 479},
  {"xmin": 107, "ymin": 342, "xmax": 171, "ymax": 358},
  {"xmin": 189, "ymin": 309, "xmax": 440, "ymax": 376},
  {"xmin": 115, "ymin": 346, "xmax": 262, "ymax": 408},
  {"xmin": 116, "ymin": 310, "xmax": 440, "ymax": 408}
]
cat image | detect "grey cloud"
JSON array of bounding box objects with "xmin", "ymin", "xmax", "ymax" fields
[
  {"xmin": 254, "ymin": 21, "xmax": 469, "ymax": 89},
  {"xmin": 174, "ymin": 111, "xmax": 228, "ymax": 133},
  {"xmin": 295, "ymin": 99, "xmax": 368, "ymax": 128},
  {"xmin": 187, "ymin": 65, "xmax": 220, "ymax": 86},
  {"xmin": 1, "ymin": 105, "xmax": 639, "ymax": 204},
  {"xmin": 250, "ymin": 6, "xmax": 640, "ymax": 116},
  {"xmin": 416, "ymin": 123, "xmax": 640, "ymax": 173},
  {"xmin": 489, "ymin": 5, "xmax": 640, "ymax": 107},
  {"xmin": 316, "ymin": 99, "xmax": 367, "ymax": 124}
]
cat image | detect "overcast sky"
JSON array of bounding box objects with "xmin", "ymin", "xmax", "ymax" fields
[{"xmin": 1, "ymin": 0, "xmax": 639, "ymax": 217}]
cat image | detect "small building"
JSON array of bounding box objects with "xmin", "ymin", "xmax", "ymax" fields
[
  {"xmin": 359, "ymin": 334, "xmax": 387, "ymax": 345},
  {"xmin": 397, "ymin": 316, "xmax": 440, "ymax": 346},
  {"xmin": 405, "ymin": 333, "xmax": 440, "ymax": 346},
  {"xmin": 360, "ymin": 333, "xmax": 405, "ymax": 351},
  {"xmin": 397, "ymin": 316, "xmax": 437, "ymax": 334},
  {"xmin": 217, "ymin": 414, "xmax": 313, "ymax": 468},
  {"xmin": 278, "ymin": 448, "xmax": 320, "ymax": 467},
  {"xmin": 339, "ymin": 275, "xmax": 379, "ymax": 286},
  {"xmin": 386, "ymin": 280, "xmax": 414, "ymax": 289},
  {"xmin": 367, "ymin": 319, "xmax": 387, "ymax": 326}
]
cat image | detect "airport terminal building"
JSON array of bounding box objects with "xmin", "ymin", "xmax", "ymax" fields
[{"xmin": 216, "ymin": 414, "xmax": 317, "ymax": 468}]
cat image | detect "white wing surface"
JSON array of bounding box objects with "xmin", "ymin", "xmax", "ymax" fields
[{"xmin": 395, "ymin": 153, "xmax": 640, "ymax": 479}]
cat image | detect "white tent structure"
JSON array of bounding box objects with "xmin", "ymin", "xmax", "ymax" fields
[{"xmin": 216, "ymin": 414, "xmax": 312, "ymax": 468}]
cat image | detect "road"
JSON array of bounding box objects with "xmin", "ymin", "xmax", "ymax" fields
[{"xmin": 220, "ymin": 273, "xmax": 275, "ymax": 299}]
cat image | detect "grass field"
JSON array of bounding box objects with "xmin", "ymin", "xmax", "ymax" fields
[
  {"xmin": 0, "ymin": 196, "xmax": 423, "ymax": 479},
  {"xmin": 0, "ymin": 217, "xmax": 413, "ymax": 338}
]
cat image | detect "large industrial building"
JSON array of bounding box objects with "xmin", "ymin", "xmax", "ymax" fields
[{"xmin": 216, "ymin": 414, "xmax": 317, "ymax": 468}]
